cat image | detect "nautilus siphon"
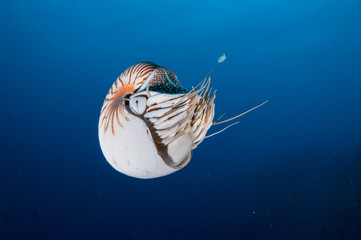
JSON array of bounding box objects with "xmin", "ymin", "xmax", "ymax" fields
[{"xmin": 98, "ymin": 57, "xmax": 267, "ymax": 179}]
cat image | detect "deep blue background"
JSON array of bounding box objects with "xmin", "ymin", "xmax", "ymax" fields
[{"xmin": 1, "ymin": 0, "xmax": 361, "ymax": 239}]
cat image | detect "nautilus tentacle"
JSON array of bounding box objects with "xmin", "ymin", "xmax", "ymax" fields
[{"xmin": 98, "ymin": 60, "xmax": 266, "ymax": 179}]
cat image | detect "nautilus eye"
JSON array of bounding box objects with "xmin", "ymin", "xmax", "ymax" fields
[
  {"xmin": 129, "ymin": 94, "xmax": 147, "ymax": 115},
  {"xmin": 98, "ymin": 60, "xmax": 267, "ymax": 179}
]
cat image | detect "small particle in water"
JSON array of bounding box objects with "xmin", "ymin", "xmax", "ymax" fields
[{"xmin": 218, "ymin": 53, "xmax": 226, "ymax": 63}]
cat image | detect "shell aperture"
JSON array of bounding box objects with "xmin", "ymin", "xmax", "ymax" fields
[{"xmin": 99, "ymin": 62, "xmax": 215, "ymax": 179}]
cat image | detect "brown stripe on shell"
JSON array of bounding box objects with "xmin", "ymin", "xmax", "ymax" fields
[{"xmin": 100, "ymin": 62, "xmax": 159, "ymax": 135}]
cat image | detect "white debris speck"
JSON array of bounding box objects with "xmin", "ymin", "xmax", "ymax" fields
[{"xmin": 218, "ymin": 53, "xmax": 226, "ymax": 63}]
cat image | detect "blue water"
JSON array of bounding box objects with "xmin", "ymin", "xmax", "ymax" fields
[{"xmin": 1, "ymin": 1, "xmax": 361, "ymax": 239}]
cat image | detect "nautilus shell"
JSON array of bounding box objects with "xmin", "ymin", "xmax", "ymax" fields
[
  {"xmin": 99, "ymin": 61, "xmax": 267, "ymax": 179},
  {"xmin": 99, "ymin": 62, "xmax": 215, "ymax": 179}
]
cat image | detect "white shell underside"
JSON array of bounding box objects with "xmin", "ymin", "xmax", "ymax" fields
[{"xmin": 99, "ymin": 110, "xmax": 191, "ymax": 179}]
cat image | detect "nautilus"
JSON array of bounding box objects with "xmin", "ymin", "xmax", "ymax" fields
[{"xmin": 99, "ymin": 57, "xmax": 266, "ymax": 179}]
